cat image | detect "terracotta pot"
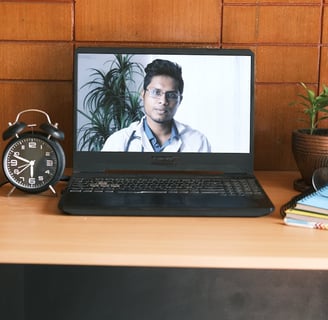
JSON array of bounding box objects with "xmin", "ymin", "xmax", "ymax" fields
[{"xmin": 292, "ymin": 129, "xmax": 328, "ymax": 188}]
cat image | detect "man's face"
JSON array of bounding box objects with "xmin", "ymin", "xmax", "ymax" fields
[{"xmin": 142, "ymin": 75, "xmax": 181, "ymax": 125}]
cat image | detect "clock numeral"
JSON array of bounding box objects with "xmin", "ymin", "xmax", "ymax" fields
[
  {"xmin": 10, "ymin": 160, "xmax": 18, "ymax": 166},
  {"xmin": 28, "ymin": 142, "xmax": 37, "ymax": 149},
  {"xmin": 29, "ymin": 178, "xmax": 36, "ymax": 185},
  {"xmin": 14, "ymin": 169, "xmax": 20, "ymax": 175},
  {"xmin": 46, "ymin": 160, "xmax": 54, "ymax": 167},
  {"xmin": 45, "ymin": 151, "xmax": 51, "ymax": 156},
  {"xmin": 38, "ymin": 176, "xmax": 44, "ymax": 182}
]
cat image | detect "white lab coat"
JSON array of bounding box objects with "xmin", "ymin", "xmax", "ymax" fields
[{"xmin": 101, "ymin": 117, "xmax": 211, "ymax": 152}]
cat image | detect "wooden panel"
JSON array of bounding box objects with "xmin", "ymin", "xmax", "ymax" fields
[
  {"xmin": 318, "ymin": 46, "xmax": 328, "ymax": 129},
  {"xmin": 223, "ymin": 6, "xmax": 321, "ymax": 44},
  {"xmin": 75, "ymin": 0, "xmax": 221, "ymax": 43},
  {"xmin": 222, "ymin": 7, "xmax": 257, "ymax": 43},
  {"xmin": 0, "ymin": 82, "xmax": 73, "ymax": 167},
  {"xmin": 0, "ymin": 43, "xmax": 73, "ymax": 80},
  {"xmin": 320, "ymin": 47, "xmax": 328, "ymax": 86},
  {"xmin": 0, "ymin": 2, "xmax": 73, "ymax": 40},
  {"xmin": 254, "ymin": 84, "xmax": 302, "ymax": 170},
  {"xmin": 257, "ymin": 6, "xmax": 321, "ymax": 44},
  {"xmin": 323, "ymin": 6, "xmax": 328, "ymax": 44},
  {"xmin": 5, "ymin": 0, "xmax": 72, "ymax": 2},
  {"xmin": 256, "ymin": 46, "xmax": 319, "ymax": 83},
  {"xmin": 224, "ymin": 0, "xmax": 320, "ymax": 3}
]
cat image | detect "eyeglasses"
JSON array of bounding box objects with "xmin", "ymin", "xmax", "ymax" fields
[
  {"xmin": 146, "ymin": 88, "xmax": 181, "ymax": 102},
  {"xmin": 312, "ymin": 167, "xmax": 328, "ymax": 197}
]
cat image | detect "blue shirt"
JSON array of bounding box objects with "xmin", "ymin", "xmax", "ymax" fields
[{"xmin": 143, "ymin": 119, "xmax": 179, "ymax": 152}]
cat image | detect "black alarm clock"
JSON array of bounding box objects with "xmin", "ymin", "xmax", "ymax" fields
[{"xmin": 2, "ymin": 109, "xmax": 65, "ymax": 195}]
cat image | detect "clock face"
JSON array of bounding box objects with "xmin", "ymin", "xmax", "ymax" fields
[{"xmin": 3, "ymin": 133, "xmax": 65, "ymax": 193}]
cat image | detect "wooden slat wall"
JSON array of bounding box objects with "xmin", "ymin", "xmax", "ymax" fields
[{"xmin": 0, "ymin": 0, "xmax": 327, "ymax": 171}]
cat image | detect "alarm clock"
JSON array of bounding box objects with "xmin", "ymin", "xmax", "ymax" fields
[{"xmin": 2, "ymin": 109, "xmax": 65, "ymax": 195}]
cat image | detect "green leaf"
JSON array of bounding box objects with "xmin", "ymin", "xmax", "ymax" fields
[
  {"xmin": 77, "ymin": 54, "xmax": 144, "ymax": 150},
  {"xmin": 291, "ymin": 82, "xmax": 328, "ymax": 133}
]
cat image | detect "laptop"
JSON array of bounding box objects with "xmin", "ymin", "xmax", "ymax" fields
[{"xmin": 58, "ymin": 47, "xmax": 274, "ymax": 217}]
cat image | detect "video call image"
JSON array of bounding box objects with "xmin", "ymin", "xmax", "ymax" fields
[{"xmin": 76, "ymin": 52, "xmax": 252, "ymax": 154}]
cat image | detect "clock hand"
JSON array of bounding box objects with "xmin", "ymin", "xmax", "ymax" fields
[
  {"xmin": 14, "ymin": 154, "xmax": 30, "ymax": 164},
  {"xmin": 30, "ymin": 160, "xmax": 35, "ymax": 178},
  {"xmin": 16, "ymin": 163, "xmax": 31, "ymax": 175},
  {"xmin": 18, "ymin": 163, "xmax": 29, "ymax": 169}
]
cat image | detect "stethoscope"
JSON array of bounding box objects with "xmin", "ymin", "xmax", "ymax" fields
[
  {"xmin": 124, "ymin": 129, "xmax": 181, "ymax": 152},
  {"xmin": 124, "ymin": 130, "xmax": 144, "ymax": 152},
  {"xmin": 124, "ymin": 118, "xmax": 181, "ymax": 152}
]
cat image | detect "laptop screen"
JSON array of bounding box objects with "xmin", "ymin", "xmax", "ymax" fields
[{"xmin": 73, "ymin": 47, "xmax": 254, "ymax": 173}]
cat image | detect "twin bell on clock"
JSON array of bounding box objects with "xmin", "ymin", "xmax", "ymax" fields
[{"xmin": 2, "ymin": 109, "xmax": 66, "ymax": 195}]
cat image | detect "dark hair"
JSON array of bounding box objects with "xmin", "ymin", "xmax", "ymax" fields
[{"xmin": 143, "ymin": 59, "xmax": 184, "ymax": 94}]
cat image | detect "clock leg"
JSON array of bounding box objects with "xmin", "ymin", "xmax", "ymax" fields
[
  {"xmin": 7, "ymin": 186, "xmax": 16, "ymax": 197},
  {"xmin": 48, "ymin": 185, "xmax": 57, "ymax": 196}
]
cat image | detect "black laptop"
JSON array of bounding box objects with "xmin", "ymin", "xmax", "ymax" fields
[{"xmin": 58, "ymin": 47, "xmax": 274, "ymax": 217}]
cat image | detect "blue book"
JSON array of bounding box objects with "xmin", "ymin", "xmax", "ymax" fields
[{"xmin": 295, "ymin": 185, "xmax": 328, "ymax": 215}]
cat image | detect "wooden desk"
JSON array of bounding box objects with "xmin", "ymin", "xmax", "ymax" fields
[
  {"xmin": 1, "ymin": 171, "xmax": 327, "ymax": 270},
  {"xmin": 2, "ymin": 171, "xmax": 328, "ymax": 320}
]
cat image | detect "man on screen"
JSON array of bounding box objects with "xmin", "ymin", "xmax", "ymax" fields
[{"xmin": 101, "ymin": 59, "xmax": 211, "ymax": 152}]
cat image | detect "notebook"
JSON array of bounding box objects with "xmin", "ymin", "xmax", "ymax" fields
[
  {"xmin": 280, "ymin": 186, "xmax": 328, "ymax": 217},
  {"xmin": 294, "ymin": 186, "xmax": 328, "ymax": 214},
  {"xmin": 58, "ymin": 47, "xmax": 274, "ymax": 217}
]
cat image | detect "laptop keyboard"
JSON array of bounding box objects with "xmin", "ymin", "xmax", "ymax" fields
[{"xmin": 68, "ymin": 176, "xmax": 264, "ymax": 197}]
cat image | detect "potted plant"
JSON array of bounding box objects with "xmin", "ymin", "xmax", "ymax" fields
[
  {"xmin": 78, "ymin": 54, "xmax": 144, "ymax": 151},
  {"xmin": 291, "ymin": 82, "xmax": 328, "ymax": 190}
]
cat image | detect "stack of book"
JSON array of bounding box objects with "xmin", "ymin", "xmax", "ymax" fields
[{"xmin": 281, "ymin": 186, "xmax": 328, "ymax": 230}]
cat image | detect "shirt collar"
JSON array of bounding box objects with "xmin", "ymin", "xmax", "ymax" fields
[{"xmin": 143, "ymin": 118, "xmax": 179, "ymax": 152}]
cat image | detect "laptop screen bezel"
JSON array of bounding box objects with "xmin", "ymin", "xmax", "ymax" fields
[{"xmin": 73, "ymin": 47, "xmax": 255, "ymax": 174}]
